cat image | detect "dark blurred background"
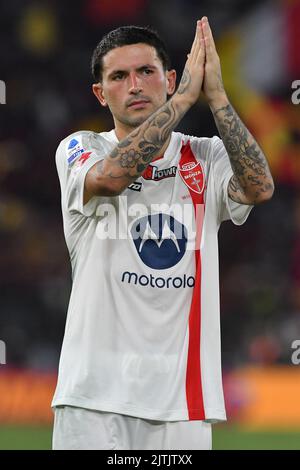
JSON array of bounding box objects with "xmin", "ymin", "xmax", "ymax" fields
[{"xmin": 0, "ymin": 0, "xmax": 300, "ymax": 433}]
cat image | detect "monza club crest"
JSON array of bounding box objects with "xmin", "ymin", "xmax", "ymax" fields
[{"xmin": 178, "ymin": 152, "xmax": 205, "ymax": 195}]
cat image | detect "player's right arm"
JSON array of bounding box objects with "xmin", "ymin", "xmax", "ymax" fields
[{"xmin": 84, "ymin": 20, "xmax": 205, "ymax": 202}]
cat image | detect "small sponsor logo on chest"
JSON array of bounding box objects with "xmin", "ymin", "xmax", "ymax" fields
[{"xmin": 142, "ymin": 164, "xmax": 177, "ymax": 181}]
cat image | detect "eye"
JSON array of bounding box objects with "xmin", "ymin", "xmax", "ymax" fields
[
  {"xmin": 143, "ymin": 68, "xmax": 153, "ymax": 75},
  {"xmin": 112, "ymin": 73, "xmax": 124, "ymax": 81}
]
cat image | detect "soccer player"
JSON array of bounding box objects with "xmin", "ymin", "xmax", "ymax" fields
[{"xmin": 52, "ymin": 17, "xmax": 274, "ymax": 450}]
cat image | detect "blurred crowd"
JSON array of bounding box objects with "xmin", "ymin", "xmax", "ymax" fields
[{"xmin": 0, "ymin": 0, "xmax": 300, "ymax": 371}]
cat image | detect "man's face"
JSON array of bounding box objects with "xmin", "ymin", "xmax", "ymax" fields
[{"xmin": 93, "ymin": 43, "xmax": 176, "ymax": 134}]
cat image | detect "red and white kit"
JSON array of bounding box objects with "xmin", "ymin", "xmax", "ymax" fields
[{"xmin": 52, "ymin": 129, "xmax": 252, "ymax": 422}]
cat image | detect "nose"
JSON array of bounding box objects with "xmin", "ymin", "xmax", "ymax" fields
[{"xmin": 128, "ymin": 72, "xmax": 142, "ymax": 94}]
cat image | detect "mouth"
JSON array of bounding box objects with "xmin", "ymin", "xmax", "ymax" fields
[{"xmin": 127, "ymin": 100, "xmax": 151, "ymax": 109}]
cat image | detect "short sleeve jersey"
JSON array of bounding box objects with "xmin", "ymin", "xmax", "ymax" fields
[{"xmin": 51, "ymin": 129, "xmax": 252, "ymax": 422}]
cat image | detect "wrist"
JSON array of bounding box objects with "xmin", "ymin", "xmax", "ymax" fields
[
  {"xmin": 207, "ymin": 93, "xmax": 230, "ymax": 113},
  {"xmin": 173, "ymin": 91, "xmax": 194, "ymax": 111}
]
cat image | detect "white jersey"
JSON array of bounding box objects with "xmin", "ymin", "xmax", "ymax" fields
[{"xmin": 52, "ymin": 129, "xmax": 252, "ymax": 422}]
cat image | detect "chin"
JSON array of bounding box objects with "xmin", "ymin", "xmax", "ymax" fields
[
  {"xmin": 119, "ymin": 106, "xmax": 158, "ymax": 129},
  {"xmin": 125, "ymin": 114, "xmax": 151, "ymax": 128}
]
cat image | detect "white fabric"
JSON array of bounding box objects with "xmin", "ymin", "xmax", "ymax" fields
[
  {"xmin": 52, "ymin": 129, "xmax": 252, "ymax": 422},
  {"xmin": 52, "ymin": 406, "xmax": 212, "ymax": 450}
]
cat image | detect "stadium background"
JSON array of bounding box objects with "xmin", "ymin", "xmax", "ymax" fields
[{"xmin": 0, "ymin": 0, "xmax": 300, "ymax": 450}]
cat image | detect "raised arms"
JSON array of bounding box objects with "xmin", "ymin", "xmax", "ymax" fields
[
  {"xmin": 85, "ymin": 17, "xmax": 274, "ymax": 205},
  {"xmin": 200, "ymin": 17, "xmax": 274, "ymax": 204},
  {"xmin": 85, "ymin": 21, "xmax": 205, "ymax": 200}
]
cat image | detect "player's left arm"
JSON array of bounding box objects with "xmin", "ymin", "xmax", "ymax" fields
[{"xmin": 200, "ymin": 16, "xmax": 274, "ymax": 205}]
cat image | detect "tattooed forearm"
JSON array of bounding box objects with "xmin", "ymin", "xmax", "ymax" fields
[
  {"xmin": 212, "ymin": 103, "xmax": 274, "ymax": 204},
  {"xmin": 177, "ymin": 69, "xmax": 191, "ymax": 95},
  {"xmin": 99, "ymin": 92, "xmax": 189, "ymax": 187}
]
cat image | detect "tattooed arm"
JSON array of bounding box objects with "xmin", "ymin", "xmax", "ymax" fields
[
  {"xmin": 210, "ymin": 100, "xmax": 274, "ymax": 204},
  {"xmin": 85, "ymin": 93, "xmax": 189, "ymax": 200},
  {"xmin": 85, "ymin": 22, "xmax": 205, "ymax": 201},
  {"xmin": 201, "ymin": 17, "xmax": 274, "ymax": 205}
]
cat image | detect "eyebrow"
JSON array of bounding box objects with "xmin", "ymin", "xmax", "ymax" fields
[{"xmin": 107, "ymin": 64, "xmax": 158, "ymax": 79}]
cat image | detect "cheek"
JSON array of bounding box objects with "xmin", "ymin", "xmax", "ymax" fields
[
  {"xmin": 103, "ymin": 86, "xmax": 123, "ymax": 108},
  {"xmin": 147, "ymin": 75, "xmax": 168, "ymax": 99},
  {"xmin": 149, "ymin": 74, "xmax": 166, "ymax": 87}
]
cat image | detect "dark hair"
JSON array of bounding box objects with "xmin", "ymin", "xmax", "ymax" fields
[{"xmin": 91, "ymin": 25, "xmax": 171, "ymax": 82}]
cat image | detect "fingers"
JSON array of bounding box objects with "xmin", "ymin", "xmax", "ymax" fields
[
  {"xmin": 188, "ymin": 20, "xmax": 204, "ymax": 64},
  {"xmin": 188, "ymin": 21, "xmax": 200, "ymax": 62},
  {"xmin": 188, "ymin": 17, "xmax": 217, "ymax": 63},
  {"xmin": 186, "ymin": 23, "xmax": 197, "ymax": 60},
  {"xmin": 201, "ymin": 16, "xmax": 216, "ymax": 60},
  {"xmin": 196, "ymin": 22, "xmax": 205, "ymax": 63}
]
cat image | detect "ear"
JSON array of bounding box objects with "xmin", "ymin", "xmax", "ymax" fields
[
  {"xmin": 92, "ymin": 83, "xmax": 108, "ymax": 107},
  {"xmin": 166, "ymin": 69, "xmax": 177, "ymax": 96}
]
